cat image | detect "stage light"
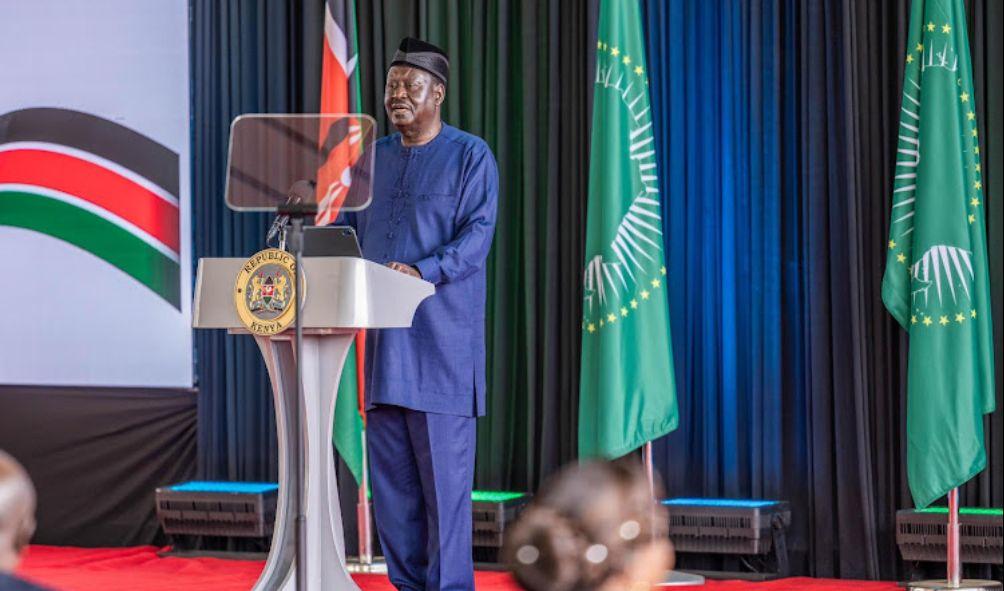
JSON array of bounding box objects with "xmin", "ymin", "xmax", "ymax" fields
[
  {"xmin": 472, "ymin": 490, "xmax": 528, "ymax": 503},
  {"xmin": 663, "ymin": 498, "xmax": 780, "ymax": 509},
  {"xmin": 896, "ymin": 507, "xmax": 1003, "ymax": 565},
  {"xmin": 166, "ymin": 481, "xmax": 279, "ymax": 495},
  {"xmin": 155, "ymin": 480, "xmax": 279, "ymax": 540},
  {"xmin": 471, "ymin": 489, "xmax": 532, "ymax": 563},
  {"xmin": 154, "ymin": 482, "xmax": 529, "ymax": 562},
  {"xmin": 661, "ymin": 497, "xmax": 791, "ymax": 578}
]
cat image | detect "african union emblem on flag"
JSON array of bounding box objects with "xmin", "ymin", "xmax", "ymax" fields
[
  {"xmin": 881, "ymin": 0, "xmax": 995, "ymax": 509},
  {"xmin": 579, "ymin": 0, "xmax": 679, "ymax": 459}
]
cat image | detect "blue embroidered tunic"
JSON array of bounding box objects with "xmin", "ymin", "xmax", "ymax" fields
[{"xmin": 348, "ymin": 124, "xmax": 498, "ymax": 417}]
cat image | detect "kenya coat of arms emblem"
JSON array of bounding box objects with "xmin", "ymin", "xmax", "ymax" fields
[{"xmin": 233, "ymin": 248, "xmax": 301, "ymax": 335}]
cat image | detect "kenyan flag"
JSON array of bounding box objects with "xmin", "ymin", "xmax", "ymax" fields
[{"xmin": 0, "ymin": 108, "xmax": 181, "ymax": 309}]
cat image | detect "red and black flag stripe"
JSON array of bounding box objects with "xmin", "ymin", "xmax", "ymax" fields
[
  {"xmin": 315, "ymin": 0, "xmax": 364, "ymax": 227},
  {"xmin": 0, "ymin": 108, "xmax": 181, "ymax": 308}
]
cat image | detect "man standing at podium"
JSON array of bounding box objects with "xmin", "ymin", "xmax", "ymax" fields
[{"xmin": 347, "ymin": 38, "xmax": 498, "ymax": 591}]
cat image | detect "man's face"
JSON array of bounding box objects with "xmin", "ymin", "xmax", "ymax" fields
[{"xmin": 384, "ymin": 65, "xmax": 443, "ymax": 131}]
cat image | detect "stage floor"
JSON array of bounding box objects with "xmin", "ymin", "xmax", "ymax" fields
[{"xmin": 17, "ymin": 546, "xmax": 904, "ymax": 591}]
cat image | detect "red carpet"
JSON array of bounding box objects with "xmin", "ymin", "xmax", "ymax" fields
[
  {"xmin": 16, "ymin": 546, "xmax": 518, "ymax": 591},
  {"xmin": 17, "ymin": 546, "xmax": 903, "ymax": 591}
]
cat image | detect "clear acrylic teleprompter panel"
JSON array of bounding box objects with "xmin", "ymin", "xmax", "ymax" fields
[{"xmin": 224, "ymin": 114, "xmax": 377, "ymax": 212}]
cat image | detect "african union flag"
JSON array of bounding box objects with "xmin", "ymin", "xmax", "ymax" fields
[
  {"xmin": 0, "ymin": 107, "xmax": 181, "ymax": 309},
  {"xmin": 881, "ymin": 0, "xmax": 995, "ymax": 509},
  {"xmin": 579, "ymin": 0, "xmax": 679, "ymax": 459}
]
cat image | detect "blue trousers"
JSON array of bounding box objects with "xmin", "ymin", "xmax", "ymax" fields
[{"xmin": 367, "ymin": 405, "xmax": 476, "ymax": 591}]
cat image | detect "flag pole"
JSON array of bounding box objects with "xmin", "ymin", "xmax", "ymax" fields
[
  {"xmin": 642, "ymin": 442, "xmax": 656, "ymax": 539},
  {"xmin": 645, "ymin": 441, "xmax": 706, "ymax": 587},
  {"xmin": 642, "ymin": 441, "xmax": 655, "ymax": 499},
  {"xmin": 347, "ymin": 434, "xmax": 386, "ymax": 573},
  {"xmin": 947, "ymin": 488, "xmax": 960, "ymax": 587},
  {"xmin": 357, "ymin": 433, "xmax": 372, "ymax": 565},
  {"xmin": 356, "ymin": 330, "xmax": 373, "ymax": 568}
]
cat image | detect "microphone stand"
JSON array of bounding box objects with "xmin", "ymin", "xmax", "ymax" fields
[{"xmin": 278, "ymin": 200, "xmax": 316, "ymax": 591}]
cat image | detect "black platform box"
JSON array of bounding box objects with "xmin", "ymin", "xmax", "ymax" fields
[
  {"xmin": 896, "ymin": 507, "xmax": 1003, "ymax": 564},
  {"xmin": 662, "ymin": 498, "xmax": 791, "ymax": 556},
  {"xmin": 155, "ymin": 481, "xmax": 278, "ymax": 539},
  {"xmin": 471, "ymin": 490, "xmax": 531, "ymax": 562}
]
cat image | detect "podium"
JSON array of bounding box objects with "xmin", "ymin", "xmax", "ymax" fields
[{"xmin": 193, "ymin": 255, "xmax": 434, "ymax": 590}]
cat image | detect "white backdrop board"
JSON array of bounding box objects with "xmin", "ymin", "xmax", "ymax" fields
[{"xmin": 0, "ymin": 1, "xmax": 192, "ymax": 387}]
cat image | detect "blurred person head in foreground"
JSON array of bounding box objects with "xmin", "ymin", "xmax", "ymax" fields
[
  {"xmin": 0, "ymin": 450, "xmax": 35, "ymax": 574},
  {"xmin": 504, "ymin": 460, "xmax": 674, "ymax": 591}
]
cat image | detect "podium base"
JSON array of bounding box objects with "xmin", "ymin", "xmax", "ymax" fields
[
  {"xmin": 345, "ymin": 557, "xmax": 388, "ymax": 574},
  {"xmin": 906, "ymin": 580, "xmax": 1001, "ymax": 591},
  {"xmin": 657, "ymin": 570, "xmax": 706, "ymax": 586}
]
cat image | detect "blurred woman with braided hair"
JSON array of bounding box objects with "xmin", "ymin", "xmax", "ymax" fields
[{"xmin": 503, "ymin": 461, "xmax": 674, "ymax": 591}]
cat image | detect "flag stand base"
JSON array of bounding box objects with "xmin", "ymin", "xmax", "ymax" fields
[
  {"xmin": 346, "ymin": 557, "xmax": 387, "ymax": 574},
  {"xmin": 657, "ymin": 570, "xmax": 706, "ymax": 586},
  {"xmin": 643, "ymin": 443, "xmax": 704, "ymax": 587},
  {"xmin": 906, "ymin": 489, "xmax": 1002, "ymax": 591},
  {"xmin": 906, "ymin": 580, "xmax": 1001, "ymax": 590}
]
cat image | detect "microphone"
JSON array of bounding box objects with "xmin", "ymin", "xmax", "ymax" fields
[
  {"xmin": 265, "ymin": 205, "xmax": 294, "ymax": 245},
  {"xmin": 266, "ymin": 180, "xmax": 316, "ymax": 245}
]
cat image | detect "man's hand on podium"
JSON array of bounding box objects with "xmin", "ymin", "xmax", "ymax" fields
[{"xmin": 387, "ymin": 261, "xmax": 422, "ymax": 279}]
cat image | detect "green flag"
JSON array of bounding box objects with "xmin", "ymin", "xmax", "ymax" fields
[
  {"xmin": 579, "ymin": 0, "xmax": 678, "ymax": 459},
  {"xmin": 881, "ymin": 0, "xmax": 995, "ymax": 509},
  {"xmin": 334, "ymin": 339, "xmax": 365, "ymax": 486}
]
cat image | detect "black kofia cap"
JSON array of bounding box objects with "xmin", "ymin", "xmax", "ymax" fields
[{"xmin": 390, "ymin": 37, "xmax": 449, "ymax": 86}]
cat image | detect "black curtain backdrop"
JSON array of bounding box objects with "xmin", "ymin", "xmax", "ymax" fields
[
  {"xmin": 0, "ymin": 387, "xmax": 195, "ymax": 546},
  {"xmin": 191, "ymin": 0, "xmax": 1003, "ymax": 578},
  {"xmin": 354, "ymin": 0, "xmax": 598, "ymax": 494},
  {"xmin": 641, "ymin": 0, "xmax": 1003, "ymax": 578},
  {"xmin": 191, "ymin": 0, "xmax": 319, "ymax": 486}
]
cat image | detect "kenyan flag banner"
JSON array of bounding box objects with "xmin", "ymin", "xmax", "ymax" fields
[{"xmin": 0, "ymin": 108, "xmax": 181, "ymax": 308}]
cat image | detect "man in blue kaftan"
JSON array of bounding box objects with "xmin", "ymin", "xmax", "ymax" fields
[{"xmin": 349, "ymin": 37, "xmax": 498, "ymax": 591}]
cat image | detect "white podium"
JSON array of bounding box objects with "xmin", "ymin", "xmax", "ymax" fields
[{"xmin": 193, "ymin": 256, "xmax": 434, "ymax": 590}]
